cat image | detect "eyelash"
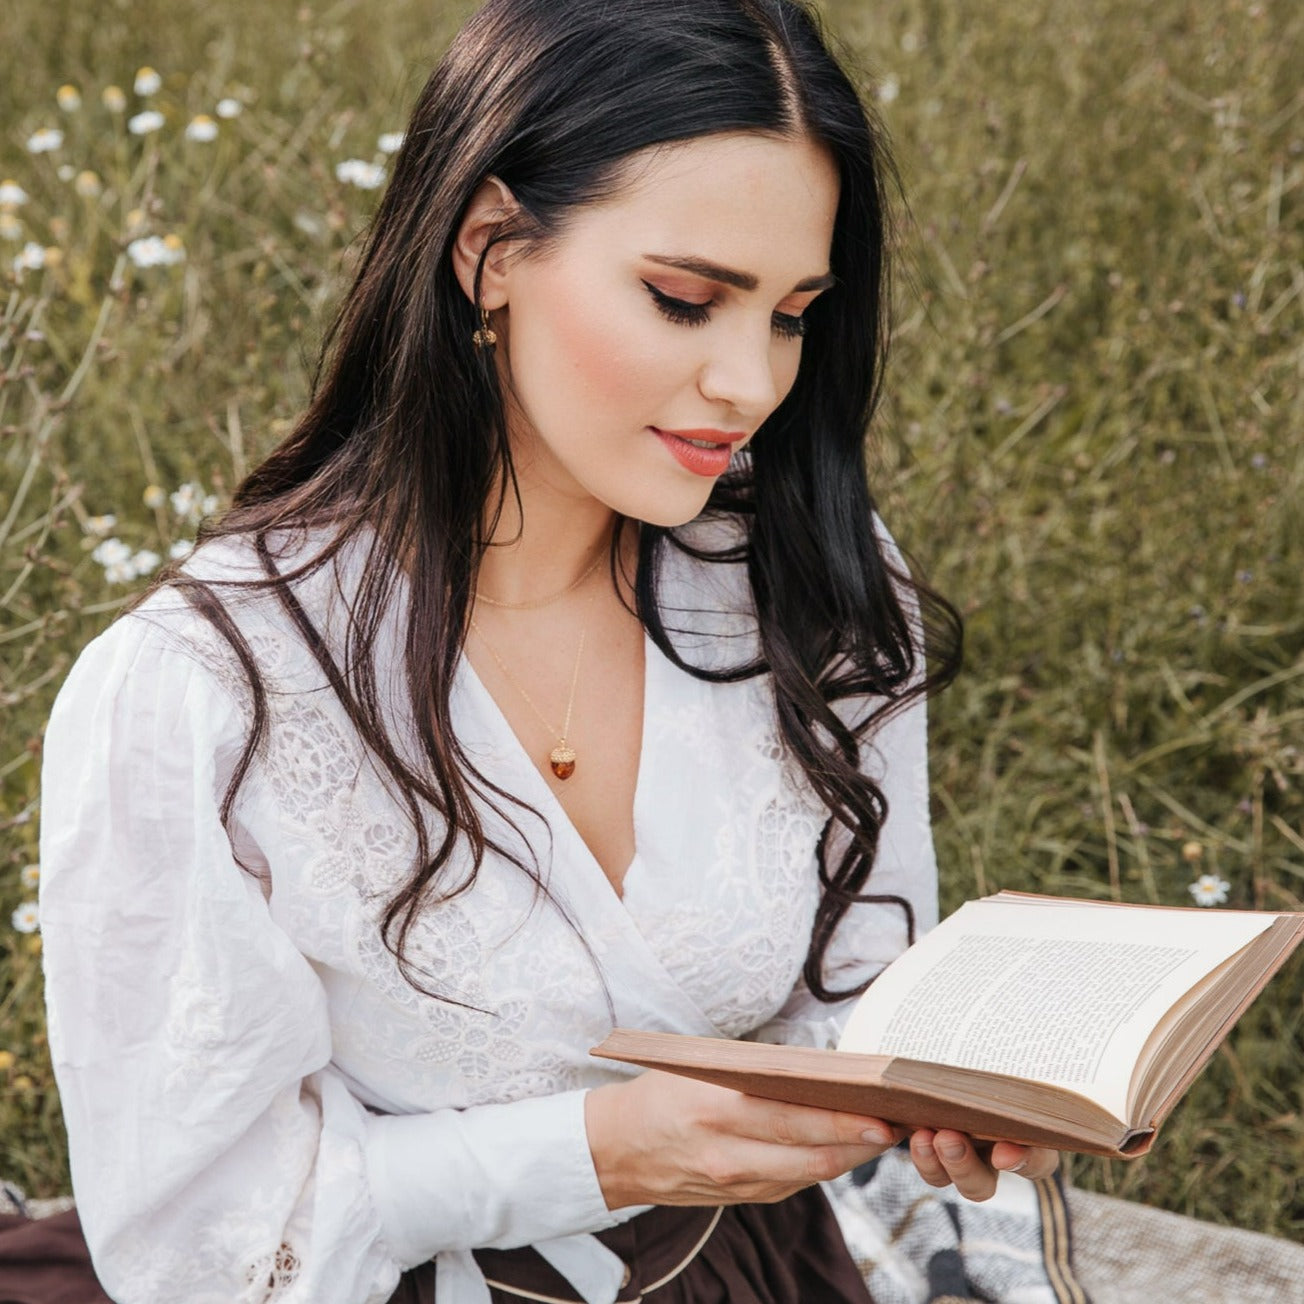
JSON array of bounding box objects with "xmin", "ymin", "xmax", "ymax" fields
[{"xmin": 641, "ymin": 281, "xmax": 808, "ymax": 341}]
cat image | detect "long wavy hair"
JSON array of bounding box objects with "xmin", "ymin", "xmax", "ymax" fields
[{"xmin": 152, "ymin": 0, "xmax": 962, "ymax": 1003}]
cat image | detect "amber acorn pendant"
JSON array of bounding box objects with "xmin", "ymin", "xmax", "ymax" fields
[{"xmin": 549, "ymin": 743, "xmax": 577, "ymax": 781}]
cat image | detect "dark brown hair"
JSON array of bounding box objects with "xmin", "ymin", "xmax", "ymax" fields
[{"xmin": 150, "ymin": 0, "xmax": 962, "ymax": 1004}]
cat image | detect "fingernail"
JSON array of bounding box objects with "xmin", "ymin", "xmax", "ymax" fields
[
  {"xmin": 1009, "ymin": 1158, "xmax": 1028, "ymax": 1173},
  {"xmin": 915, "ymin": 1138, "xmax": 935, "ymax": 1160},
  {"xmin": 861, "ymin": 1127, "xmax": 891, "ymax": 1147},
  {"xmin": 938, "ymin": 1139, "xmax": 965, "ymax": 1161}
]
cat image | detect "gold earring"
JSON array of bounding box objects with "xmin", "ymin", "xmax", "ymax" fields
[{"xmin": 472, "ymin": 302, "xmax": 498, "ymax": 350}]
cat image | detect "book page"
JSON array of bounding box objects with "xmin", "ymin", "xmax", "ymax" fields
[{"xmin": 838, "ymin": 899, "xmax": 1274, "ymax": 1119}]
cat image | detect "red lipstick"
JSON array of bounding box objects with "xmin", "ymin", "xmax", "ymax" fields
[{"xmin": 651, "ymin": 428, "xmax": 748, "ymax": 477}]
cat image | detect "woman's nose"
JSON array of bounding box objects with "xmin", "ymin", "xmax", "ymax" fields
[{"xmin": 696, "ymin": 324, "xmax": 781, "ymax": 420}]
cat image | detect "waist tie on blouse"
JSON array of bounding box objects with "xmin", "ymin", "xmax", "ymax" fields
[{"xmin": 434, "ymin": 1208, "xmax": 725, "ymax": 1303}]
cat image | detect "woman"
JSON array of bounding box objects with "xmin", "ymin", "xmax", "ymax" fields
[{"xmin": 36, "ymin": 1, "xmax": 1057, "ymax": 1301}]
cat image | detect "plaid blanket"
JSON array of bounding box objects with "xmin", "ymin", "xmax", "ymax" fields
[{"xmin": 826, "ymin": 1147, "xmax": 1090, "ymax": 1304}]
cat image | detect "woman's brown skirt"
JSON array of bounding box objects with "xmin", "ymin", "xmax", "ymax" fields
[
  {"xmin": 0, "ymin": 1187, "xmax": 870, "ymax": 1304},
  {"xmin": 390, "ymin": 1186, "xmax": 872, "ymax": 1303}
]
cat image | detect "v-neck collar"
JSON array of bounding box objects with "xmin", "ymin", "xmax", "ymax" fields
[{"xmin": 456, "ymin": 626, "xmax": 656, "ymax": 902}]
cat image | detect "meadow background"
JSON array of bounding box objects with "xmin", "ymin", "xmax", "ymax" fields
[{"xmin": 2, "ymin": 0, "xmax": 1301, "ymax": 1240}]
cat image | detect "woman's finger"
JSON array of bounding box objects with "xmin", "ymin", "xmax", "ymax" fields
[
  {"xmin": 729, "ymin": 1096, "xmax": 904, "ymax": 1151},
  {"xmin": 991, "ymin": 1141, "xmax": 1060, "ymax": 1181},
  {"xmin": 910, "ymin": 1129, "xmax": 998, "ymax": 1201}
]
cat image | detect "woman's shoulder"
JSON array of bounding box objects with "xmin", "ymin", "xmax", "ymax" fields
[{"xmin": 59, "ymin": 524, "xmax": 363, "ymax": 710}]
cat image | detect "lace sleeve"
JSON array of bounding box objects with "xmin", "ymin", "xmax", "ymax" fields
[{"xmin": 38, "ymin": 615, "xmax": 617, "ymax": 1304}]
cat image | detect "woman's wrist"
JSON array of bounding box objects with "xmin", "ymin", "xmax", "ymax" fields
[{"xmin": 584, "ymin": 1080, "xmax": 643, "ymax": 1210}]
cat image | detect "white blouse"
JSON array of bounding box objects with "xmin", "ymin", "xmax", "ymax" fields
[{"xmin": 38, "ymin": 520, "xmax": 937, "ymax": 1304}]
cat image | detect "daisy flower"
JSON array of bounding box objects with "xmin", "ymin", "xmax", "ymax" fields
[
  {"xmin": 26, "ymin": 128, "xmax": 63, "ymax": 154},
  {"xmin": 74, "ymin": 170, "xmax": 103, "ymax": 198},
  {"xmin": 12, "ymin": 242, "xmax": 46, "ymax": 274},
  {"xmin": 11, "ymin": 902, "xmax": 39, "ymax": 934},
  {"xmin": 56, "ymin": 84, "xmax": 82, "ymax": 111},
  {"xmin": 92, "ymin": 537, "xmax": 132, "ymax": 567},
  {"xmin": 102, "ymin": 85, "xmax": 127, "ymax": 113},
  {"xmin": 169, "ymin": 539, "xmax": 195, "ymax": 560},
  {"xmin": 0, "ymin": 214, "xmax": 22, "ymax": 241},
  {"xmin": 878, "ymin": 75, "xmax": 901, "ymax": 104},
  {"xmin": 0, "ymin": 181, "xmax": 29, "ymax": 207},
  {"xmin": 215, "ymin": 97, "xmax": 242, "ymax": 119},
  {"xmin": 128, "ymin": 109, "xmax": 165, "ymax": 136},
  {"xmin": 143, "ymin": 484, "xmax": 167, "ymax": 509},
  {"xmin": 335, "ymin": 158, "xmax": 385, "ymax": 190},
  {"xmin": 126, "ymin": 233, "xmax": 185, "ymax": 267},
  {"xmin": 377, "ymin": 131, "xmax": 405, "ymax": 154},
  {"xmin": 84, "ymin": 513, "xmax": 118, "ymax": 536},
  {"xmin": 185, "ymin": 114, "xmax": 218, "ymax": 143},
  {"xmin": 132, "ymin": 548, "xmax": 161, "ymax": 577},
  {"xmin": 170, "ymin": 482, "xmax": 202, "ymax": 521},
  {"xmin": 1188, "ymin": 875, "xmax": 1230, "ymax": 907},
  {"xmin": 20, "ymin": 865, "xmax": 39, "ymax": 890},
  {"xmin": 134, "ymin": 67, "xmax": 162, "ymax": 96}
]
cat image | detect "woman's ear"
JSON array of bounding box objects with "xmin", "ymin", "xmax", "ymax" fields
[{"xmin": 451, "ymin": 176, "xmax": 519, "ymax": 310}]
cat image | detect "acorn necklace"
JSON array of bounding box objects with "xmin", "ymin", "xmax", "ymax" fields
[{"xmin": 469, "ymin": 569, "xmax": 601, "ymax": 782}]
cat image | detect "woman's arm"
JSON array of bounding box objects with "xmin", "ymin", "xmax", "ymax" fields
[{"xmin": 39, "ymin": 616, "xmax": 624, "ymax": 1303}]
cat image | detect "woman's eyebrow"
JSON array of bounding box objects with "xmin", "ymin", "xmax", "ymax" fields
[{"xmin": 643, "ymin": 253, "xmax": 837, "ymax": 294}]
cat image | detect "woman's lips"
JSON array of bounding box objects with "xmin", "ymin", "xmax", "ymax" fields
[{"xmin": 651, "ymin": 428, "xmax": 747, "ymax": 477}]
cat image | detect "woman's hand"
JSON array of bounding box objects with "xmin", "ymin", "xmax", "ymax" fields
[
  {"xmin": 584, "ymin": 1071, "xmax": 903, "ymax": 1209},
  {"xmin": 907, "ymin": 1128, "xmax": 1060, "ymax": 1201}
]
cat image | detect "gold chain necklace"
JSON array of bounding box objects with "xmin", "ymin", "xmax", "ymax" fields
[
  {"xmin": 469, "ymin": 599, "xmax": 593, "ymax": 780},
  {"xmin": 475, "ymin": 553, "xmax": 604, "ymax": 610}
]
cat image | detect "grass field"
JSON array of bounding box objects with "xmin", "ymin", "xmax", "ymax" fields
[{"xmin": 3, "ymin": 0, "xmax": 1302, "ymax": 1239}]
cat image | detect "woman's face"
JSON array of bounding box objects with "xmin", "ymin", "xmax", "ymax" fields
[{"xmin": 489, "ymin": 132, "xmax": 841, "ymax": 527}]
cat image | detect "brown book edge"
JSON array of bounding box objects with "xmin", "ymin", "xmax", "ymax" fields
[
  {"xmin": 591, "ymin": 1032, "xmax": 1138, "ymax": 1159},
  {"xmin": 1137, "ymin": 913, "xmax": 1304, "ymax": 1134}
]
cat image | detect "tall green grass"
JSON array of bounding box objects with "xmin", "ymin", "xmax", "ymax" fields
[{"xmin": 3, "ymin": 0, "xmax": 1301, "ymax": 1238}]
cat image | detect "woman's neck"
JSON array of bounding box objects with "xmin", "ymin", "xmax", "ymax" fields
[{"xmin": 475, "ymin": 475, "xmax": 623, "ymax": 609}]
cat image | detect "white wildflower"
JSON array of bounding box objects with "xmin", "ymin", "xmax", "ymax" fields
[
  {"xmin": 91, "ymin": 537, "xmax": 132, "ymax": 567},
  {"xmin": 169, "ymin": 538, "xmax": 195, "ymax": 560},
  {"xmin": 0, "ymin": 181, "xmax": 29, "ymax": 207},
  {"xmin": 185, "ymin": 114, "xmax": 218, "ymax": 143},
  {"xmin": 126, "ymin": 234, "xmax": 185, "ymax": 267},
  {"xmin": 335, "ymin": 158, "xmax": 385, "ymax": 190},
  {"xmin": 131, "ymin": 548, "xmax": 161, "ymax": 576},
  {"xmin": 103, "ymin": 558, "xmax": 138, "ymax": 584},
  {"xmin": 74, "ymin": 170, "xmax": 102, "ymax": 198},
  {"xmin": 26, "ymin": 128, "xmax": 63, "ymax": 154},
  {"xmin": 878, "ymin": 76, "xmax": 901, "ymax": 104},
  {"xmin": 128, "ymin": 109, "xmax": 165, "ymax": 136},
  {"xmin": 0, "ymin": 214, "xmax": 22, "ymax": 241},
  {"xmin": 57, "ymin": 164, "xmax": 75, "ymax": 181},
  {"xmin": 56, "ymin": 84, "xmax": 82, "ymax": 112},
  {"xmin": 11, "ymin": 902, "xmax": 39, "ymax": 935},
  {"xmin": 142, "ymin": 484, "xmax": 167, "ymax": 509},
  {"xmin": 134, "ymin": 67, "xmax": 162, "ymax": 96},
  {"xmin": 170, "ymin": 482, "xmax": 202, "ymax": 521},
  {"xmin": 201, "ymin": 494, "xmax": 219, "ymax": 517},
  {"xmin": 20, "ymin": 865, "xmax": 40, "ymax": 890},
  {"xmin": 12, "ymin": 242, "xmax": 46, "ymax": 274},
  {"xmin": 102, "ymin": 85, "xmax": 127, "ymax": 113},
  {"xmin": 84, "ymin": 513, "xmax": 118, "ymax": 536},
  {"xmin": 215, "ymin": 97, "xmax": 242, "ymax": 119},
  {"xmin": 1188, "ymin": 874, "xmax": 1230, "ymax": 907},
  {"xmin": 377, "ymin": 131, "xmax": 405, "ymax": 154}
]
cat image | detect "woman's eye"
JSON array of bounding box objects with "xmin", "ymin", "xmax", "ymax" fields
[
  {"xmin": 642, "ymin": 280, "xmax": 712, "ymax": 327},
  {"xmin": 771, "ymin": 311, "xmax": 807, "ymax": 341},
  {"xmin": 642, "ymin": 280, "xmax": 806, "ymax": 341}
]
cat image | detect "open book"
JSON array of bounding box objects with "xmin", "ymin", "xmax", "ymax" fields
[{"xmin": 592, "ymin": 892, "xmax": 1304, "ymax": 1158}]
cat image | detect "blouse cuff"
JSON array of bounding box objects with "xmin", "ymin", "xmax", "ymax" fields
[{"xmin": 364, "ymin": 1088, "xmax": 620, "ymax": 1268}]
